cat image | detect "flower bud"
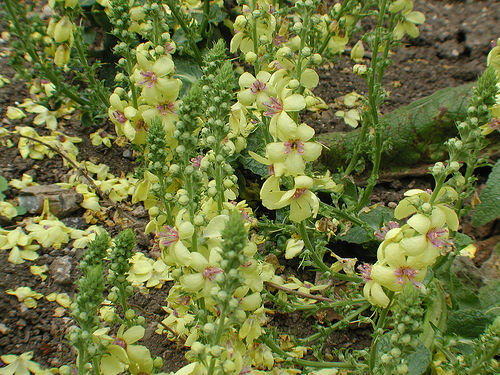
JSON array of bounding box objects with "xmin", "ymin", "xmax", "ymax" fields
[
  {"xmin": 153, "ymin": 357, "xmax": 164, "ymax": 368},
  {"xmin": 245, "ymin": 51, "xmax": 257, "ymax": 64},
  {"xmin": 301, "ymin": 46, "xmax": 311, "ymax": 57},
  {"xmin": 353, "ymin": 64, "xmax": 367, "ymax": 75},
  {"xmin": 288, "ymin": 79, "xmax": 300, "ymax": 89},
  {"xmin": 191, "ymin": 341, "xmax": 204, "ymax": 354},
  {"xmin": 449, "ymin": 161, "xmax": 460, "ymax": 171},
  {"xmin": 351, "ymin": 40, "xmax": 365, "ymax": 62},
  {"xmin": 432, "ymin": 162, "xmax": 445, "ymax": 175},
  {"xmin": 178, "ymin": 195, "xmax": 189, "ymax": 206}
]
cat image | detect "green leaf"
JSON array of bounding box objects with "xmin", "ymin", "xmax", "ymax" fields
[
  {"xmin": 80, "ymin": 0, "xmax": 97, "ymax": 6},
  {"xmin": 174, "ymin": 57, "xmax": 203, "ymax": 97},
  {"xmin": 478, "ymin": 279, "xmax": 500, "ymax": 309},
  {"xmin": 15, "ymin": 205, "xmax": 27, "ymax": 216},
  {"xmin": 472, "ymin": 159, "xmax": 500, "ymax": 226},
  {"xmin": 359, "ymin": 205, "xmax": 394, "ymax": 231},
  {"xmin": 239, "ymin": 128, "xmax": 268, "ymax": 177},
  {"xmin": 338, "ymin": 226, "xmax": 370, "ymax": 244},
  {"xmin": 407, "ymin": 342, "xmax": 432, "ymax": 375},
  {"xmin": 446, "ymin": 309, "xmax": 493, "ymax": 338},
  {"xmin": 453, "ymin": 232, "xmax": 474, "ymax": 250},
  {"xmin": 0, "ymin": 176, "xmax": 8, "ymax": 192}
]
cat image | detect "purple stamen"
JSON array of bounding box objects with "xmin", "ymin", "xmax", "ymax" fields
[
  {"xmin": 112, "ymin": 110, "xmax": 127, "ymax": 124},
  {"xmin": 263, "ymin": 97, "xmax": 283, "ymax": 117},
  {"xmin": 250, "ymin": 80, "xmax": 267, "ymax": 94},
  {"xmin": 374, "ymin": 221, "xmax": 400, "ymax": 240},
  {"xmin": 156, "ymin": 102, "xmax": 175, "ymax": 116},
  {"xmin": 157, "ymin": 225, "xmax": 179, "ymax": 246},
  {"xmin": 202, "ymin": 266, "xmax": 223, "ymax": 281},
  {"xmin": 138, "ymin": 71, "xmax": 157, "ymax": 88},
  {"xmin": 293, "ymin": 188, "xmax": 307, "ymax": 199},
  {"xmin": 357, "ymin": 263, "xmax": 372, "ymax": 281},
  {"xmin": 426, "ymin": 228, "xmax": 450, "ymax": 248}
]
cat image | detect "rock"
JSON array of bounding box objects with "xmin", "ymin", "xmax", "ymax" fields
[
  {"xmin": 18, "ymin": 185, "xmax": 83, "ymax": 217},
  {"xmin": 50, "ymin": 256, "xmax": 73, "ymax": 284},
  {"xmin": 123, "ymin": 149, "xmax": 133, "ymax": 160}
]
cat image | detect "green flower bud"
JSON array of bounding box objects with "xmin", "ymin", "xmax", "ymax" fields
[
  {"xmin": 153, "ymin": 357, "xmax": 164, "ymax": 368},
  {"xmin": 208, "ymin": 186, "xmax": 217, "ymax": 197},
  {"xmin": 449, "ymin": 161, "xmax": 460, "ymax": 171},
  {"xmin": 125, "ymin": 309, "xmax": 136, "ymax": 320},
  {"xmin": 210, "ymin": 345, "xmax": 222, "ymax": 356},
  {"xmin": 381, "ymin": 353, "xmax": 392, "ymax": 364},
  {"xmin": 288, "ymin": 79, "xmax": 300, "ymax": 89},
  {"xmin": 245, "ymin": 51, "xmax": 257, "ymax": 63},
  {"xmin": 397, "ymin": 364, "xmax": 409, "ymax": 374},
  {"xmin": 391, "ymin": 348, "xmax": 401, "ymax": 358},
  {"xmin": 301, "ymin": 46, "xmax": 312, "ymax": 57},
  {"xmin": 203, "ymin": 323, "xmax": 216, "ymax": 334},
  {"xmin": 191, "ymin": 341, "xmax": 204, "ymax": 354},
  {"xmin": 149, "ymin": 207, "xmax": 160, "ymax": 217},
  {"xmin": 178, "ymin": 195, "xmax": 189, "ymax": 205},
  {"xmin": 311, "ymin": 53, "xmax": 322, "ymax": 65}
]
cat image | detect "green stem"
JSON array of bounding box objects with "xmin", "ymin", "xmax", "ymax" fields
[
  {"xmin": 200, "ymin": 0, "xmax": 211, "ymax": 38},
  {"xmin": 298, "ymin": 304, "xmax": 371, "ymax": 344},
  {"xmin": 368, "ymin": 291, "xmax": 393, "ymax": 375},
  {"xmin": 264, "ymin": 334, "xmax": 357, "ymax": 369},
  {"xmin": 167, "ymin": 0, "xmax": 203, "ymax": 67},
  {"xmin": 73, "ymin": 20, "xmax": 109, "ymax": 109},
  {"xmin": 344, "ymin": 0, "xmax": 388, "ymax": 179},
  {"xmin": 429, "ymin": 172, "xmax": 447, "ymax": 205},
  {"xmin": 290, "ymin": 298, "xmax": 367, "ymax": 311},
  {"xmin": 207, "ymin": 301, "xmax": 229, "ymax": 375},
  {"xmin": 125, "ymin": 50, "xmax": 139, "ymax": 108},
  {"xmin": 469, "ymin": 338, "xmax": 500, "ymax": 374},
  {"xmin": 298, "ymin": 220, "xmax": 362, "ymax": 282},
  {"xmin": 4, "ymin": 0, "xmax": 90, "ymax": 106},
  {"xmin": 454, "ymin": 160, "xmax": 475, "ymax": 216},
  {"xmin": 355, "ymin": 0, "xmax": 389, "ymax": 210}
]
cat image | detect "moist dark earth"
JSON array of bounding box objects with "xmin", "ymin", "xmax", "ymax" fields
[{"xmin": 0, "ymin": 0, "xmax": 499, "ymax": 372}]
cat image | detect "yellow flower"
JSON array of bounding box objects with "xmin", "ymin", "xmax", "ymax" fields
[
  {"xmin": 0, "ymin": 352, "xmax": 42, "ymax": 375},
  {"xmin": 97, "ymin": 325, "xmax": 153, "ymax": 375},
  {"xmin": 90, "ymin": 129, "xmax": 115, "ymax": 147},
  {"xmin": 389, "ymin": 0, "xmax": 425, "ymax": 40},
  {"xmin": 237, "ymin": 71, "xmax": 272, "ymax": 109},
  {"xmin": 260, "ymin": 175, "xmax": 320, "ymax": 222},
  {"xmin": 6, "ymin": 287, "xmax": 43, "ymax": 308},
  {"xmin": 265, "ymin": 123, "xmax": 322, "ymax": 176}
]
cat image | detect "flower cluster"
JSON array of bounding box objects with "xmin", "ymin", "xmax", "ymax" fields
[
  {"xmin": 362, "ymin": 188, "xmax": 459, "ymax": 307},
  {"xmin": 109, "ymin": 40, "xmax": 180, "ymax": 144}
]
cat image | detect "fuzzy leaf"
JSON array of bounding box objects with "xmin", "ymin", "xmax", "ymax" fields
[
  {"xmin": 472, "ymin": 159, "xmax": 500, "ymax": 226},
  {"xmin": 406, "ymin": 342, "xmax": 432, "ymax": 375}
]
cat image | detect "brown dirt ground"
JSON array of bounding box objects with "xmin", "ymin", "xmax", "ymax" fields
[{"xmin": 0, "ymin": 0, "xmax": 499, "ymax": 372}]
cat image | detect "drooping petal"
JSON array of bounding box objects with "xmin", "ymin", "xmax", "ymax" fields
[
  {"xmin": 122, "ymin": 326, "xmax": 145, "ymax": 345},
  {"xmin": 283, "ymin": 94, "xmax": 306, "ymax": 112}
]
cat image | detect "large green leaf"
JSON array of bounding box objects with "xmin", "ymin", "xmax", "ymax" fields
[
  {"xmin": 407, "ymin": 342, "xmax": 432, "ymax": 375},
  {"xmin": 174, "ymin": 57, "xmax": 203, "ymax": 97},
  {"xmin": 472, "ymin": 159, "xmax": 500, "ymax": 226}
]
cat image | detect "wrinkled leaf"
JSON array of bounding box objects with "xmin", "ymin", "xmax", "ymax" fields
[
  {"xmin": 472, "ymin": 159, "xmax": 500, "ymax": 226},
  {"xmin": 338, "ymin": 226, "xmax": 370, "ymax": 244},
  {"xmin": 447, "ymin": 309, "xmax": 493, "ymax": 338},
  {"xmin": 174, "ymin": 57, "xmax": 203, "ymax": 97},
  {"xmin": 407, "ymin": 342, "xmax": 432, "ymax": 375}
]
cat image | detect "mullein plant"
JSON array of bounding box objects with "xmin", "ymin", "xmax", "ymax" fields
[
  {"xmin": 135, "ymin": 42, "xmax": 283, "ymax": 374},
  {"xmin": 68, "ymin": 231, "xmax": 163, "ymax": 375}
]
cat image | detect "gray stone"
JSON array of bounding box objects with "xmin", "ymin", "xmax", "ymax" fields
[
  {"xmin": 50, "ymin": 256, "xmax": 73, "ymax": 284},
  {"xmin": 18, "ymin": 185, "xmax": 83, "ymax": 217}
]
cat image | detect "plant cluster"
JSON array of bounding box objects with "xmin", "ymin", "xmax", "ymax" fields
[{"xmin": 0, "ymin": 1, "xmax": 499, "ymax": 375}]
